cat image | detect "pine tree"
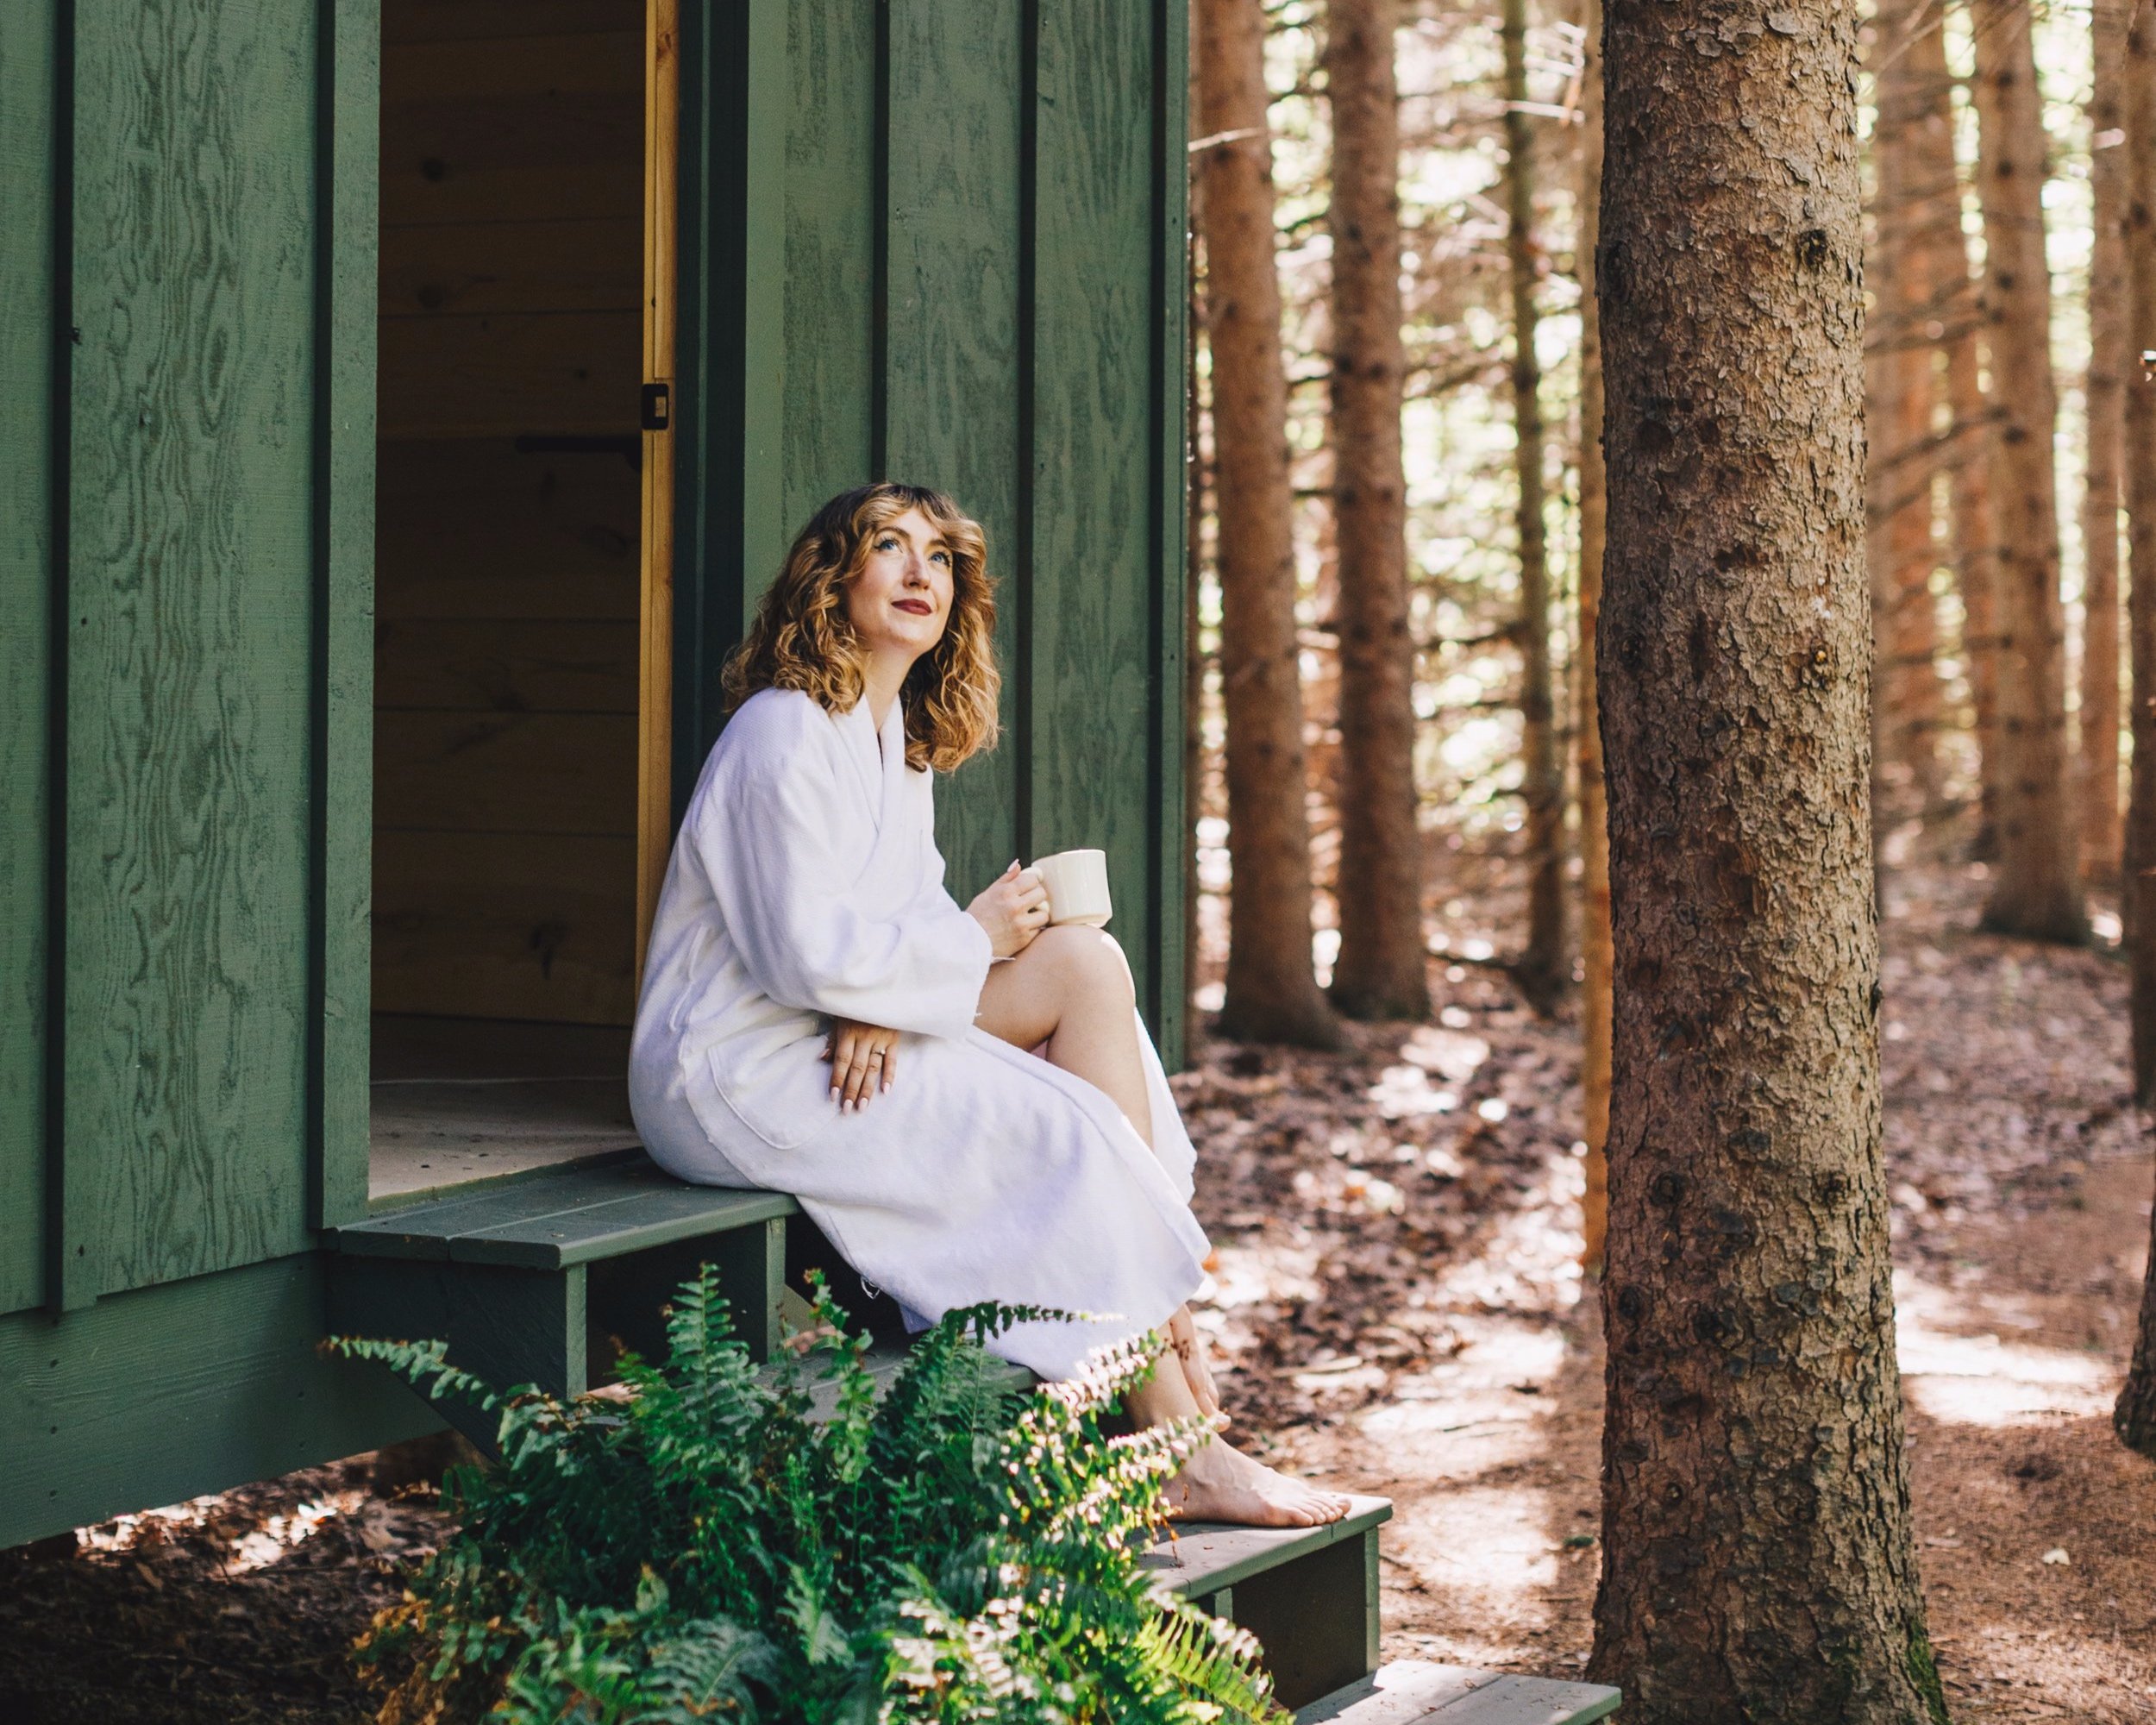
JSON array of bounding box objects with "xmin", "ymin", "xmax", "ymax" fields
[
  {"xmin": 1587, "ymin": 0, "xmax": 1945, "ymax": 1709},
  {"xmin": 1327, "ymin": 0, "xmax": 1430, "ymax": 1023},
  {"xmin": 1196, "ymin": 0, "xmax": 1345, "ymax": 1048}
]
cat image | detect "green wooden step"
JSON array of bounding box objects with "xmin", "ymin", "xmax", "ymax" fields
[
  {"xmin": 329, "ymin": 1162, "xmax": 798, "ymax": 1449},
  {"xmin": 1295, "ymin": 1660, "xmax": 1620, "ymax": 1724},
  {"xmin": 1141, "ymin": 1494, "xmax": 1391, "ymax": 1710},
  {"xmin": 327, "ymin": 1158, "xmax": 798, "ymax": 1268}
]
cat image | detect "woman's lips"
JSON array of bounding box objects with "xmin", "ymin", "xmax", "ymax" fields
[{"xmin": 894, "ymin": 599, "xmax": 933, "ymax": 615}]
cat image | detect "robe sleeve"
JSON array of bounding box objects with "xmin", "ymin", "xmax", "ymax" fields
[{"xmin": 693, "ymin": 752, "xmax": 994, "ymax": 1038}]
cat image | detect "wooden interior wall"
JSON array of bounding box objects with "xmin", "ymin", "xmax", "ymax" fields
[{"xmin": 373, "ymin": 0, "xmax": 645, "ymax": 1028}]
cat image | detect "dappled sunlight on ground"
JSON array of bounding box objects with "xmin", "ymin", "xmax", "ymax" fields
[{"xmin": 1181, "ymin": 848, "xmax": 2156, "ymax": 1714}]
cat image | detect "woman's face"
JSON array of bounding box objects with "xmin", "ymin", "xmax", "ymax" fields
[{"xmin": 846, "ymin": 505, "xmax": 954, "ymax": 665}]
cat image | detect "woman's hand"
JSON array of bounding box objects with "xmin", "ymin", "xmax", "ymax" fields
[
  {"xmin": 825, "ymin": 1018, "xmax": 901, "ymax": 1111},
  {"xmin": 967, "ymin": 860, "xmax": 1051, "ymax": 958}
]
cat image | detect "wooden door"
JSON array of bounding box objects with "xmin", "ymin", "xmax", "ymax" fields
[{"xmin": 637, "ymin": 0, "xmax": 680, "ymax": 976}]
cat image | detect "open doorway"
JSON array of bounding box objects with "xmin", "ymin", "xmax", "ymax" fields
[{"xmin": 369, "ymin": 0, "xmax": 674, "ymax": 1202}]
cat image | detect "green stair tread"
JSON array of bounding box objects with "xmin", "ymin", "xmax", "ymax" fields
[
  {"xmin": 452, "ymin": 1183, "xmax": 797, "ymax": 1267},
  {"xmin": 328, "ymin": 1160, "xmax": 797, "ymax": 1267},
  {"xmin": 1143, "ymin": 1493, "xmax": 1392, "ymax": 1600},
  {"xmin": 1296, "ymin": 1663, "xmax": 1619, "ymax": 1725}
]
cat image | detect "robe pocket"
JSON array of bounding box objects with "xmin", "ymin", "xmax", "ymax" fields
[{"xmin": 700, "ymin": 1025, "xmax": 841, "ymax": 1153}]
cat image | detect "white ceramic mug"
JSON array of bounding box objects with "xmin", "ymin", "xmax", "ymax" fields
[{"xmin": 1029, "ymin": 848, "xmax": 1112, "ymax": 928}]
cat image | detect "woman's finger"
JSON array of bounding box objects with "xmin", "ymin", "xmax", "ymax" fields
[
  {"xmin": 830, "ymin": 1028, "xmax": 860, "ymax": 1101},
  {"xmin": 877, "ymin": 1038, "xmax": 897, "ymax": 1092}
]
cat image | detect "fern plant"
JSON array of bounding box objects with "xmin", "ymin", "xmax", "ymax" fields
[{"xmin": 331, "ymin": 1269, "xmax": 1289, "ymax": 1725}]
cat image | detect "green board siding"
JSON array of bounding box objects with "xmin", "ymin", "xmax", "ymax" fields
[
  {"xmin": 0, "ymin": 1254, "xmax": 437, "ymax": 1548},
  {"xmin": 62, "ymin": 1, "xmax": 319, "ymax": 1299},
  {"xmin": 7, "ymin": 0, "xmax": 375, "ymax": 1315},
  {"xmin": 781, "ymin": 0, "xmax": 877, "ymax": 535},
  {"xmin": 311, "ymin": 1, "xmax": 380, "ymax": 1234},
  {"xmin": 706, "ymin": 0, "xmax": 1190, "ymax": 1058},
  {"xmin": 882, "ymin": 0, "xmax": 1027, "ymax": 905},
  {"xmin": 0, "ymin": 0, "xmax": 57, "ymax": 1316},
  {"xmin": 1032, "ymin": 0, "xmax": 1173, "ymax": 1035}
]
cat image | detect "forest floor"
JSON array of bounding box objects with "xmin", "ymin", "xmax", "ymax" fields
[{"xmin": 1, "ymin": 854, "xmax": 2151, "ymax": 1722}]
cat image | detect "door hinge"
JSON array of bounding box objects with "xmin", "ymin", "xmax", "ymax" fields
[{"xmin": 641, "ymin": 381, "xmax": 671, "ymax": 432}]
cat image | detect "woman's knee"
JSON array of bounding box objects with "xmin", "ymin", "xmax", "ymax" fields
[{"xmin": 1031, "ymin": 924, "xmax": 1136, "ymax": 1013}]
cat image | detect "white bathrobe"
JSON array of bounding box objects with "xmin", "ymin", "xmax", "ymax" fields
[{"xmin": 628, "ymin": 686, "xmax": 1212, "ymax": 1378}]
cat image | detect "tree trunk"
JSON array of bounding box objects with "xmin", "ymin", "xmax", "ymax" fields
[
  {"xmin": 1505, "ymin": 0, "xmax": 1568, "ymax": 1013},
  {"xmin": 2082, "ymin": 0, "xmax": 2130, "ymax": 885},
  {"xmin": 1196, "ymin": 0, "xmax": 1345, "ymax": 1049},
  {"xmin": 1869, "ymin": 0, "xmax": 1944, "ymax": 833},
  {"xmin": 1911, "ymin": 10, "xmax": 1998, "ymax": 854},
  {"xmin": 2116, "ymin": 0, "xmax": 2156, "ymax": 1457},
  {"xmin": 1326, "ymin": 0, "xmax": 1429, "ymax": 1023},
  {"xmin": 1587, "ymin": 0, "xmax": 1944, "ymax": 1712},
  {"xmin": 1971, "ymin": 0, "xmax": 2084, "ymax": 939},
  {"xmin": 1576, "ymin": 0, "xmax": 1610, "ymax": 1274}
]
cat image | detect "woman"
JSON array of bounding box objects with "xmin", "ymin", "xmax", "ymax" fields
[{"xmin": 630, "ymin": 481, "xmax": 1349, "ymax": 1528}]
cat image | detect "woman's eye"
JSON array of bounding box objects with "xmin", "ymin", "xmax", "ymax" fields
[
  {"xmin": 874, "ymin": 536, "xmax": 899, "ymax": 552},
  {"xmin": 931, "ymin": 549, "xmax": 950, "ymax": 567}
]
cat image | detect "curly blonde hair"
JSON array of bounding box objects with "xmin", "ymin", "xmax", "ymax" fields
[{"xmin": 720, "ymin": 483, "xmax": 1000, "ymax": 774}]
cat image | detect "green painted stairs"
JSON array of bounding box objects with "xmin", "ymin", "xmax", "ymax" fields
[{"xmin": 326, "ymin": 1158, "xmax": 1619, "ymax": 1719}]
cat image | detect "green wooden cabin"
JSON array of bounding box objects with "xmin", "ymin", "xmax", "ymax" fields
[{"xmin": 2, "ymin": 0, "xmax": 1190, "ymax": 1549}]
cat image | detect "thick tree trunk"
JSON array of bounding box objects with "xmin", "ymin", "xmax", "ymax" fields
[
  {"xmin": 2082, "ymin": 0, "xmax": 2130, "ymax": 885},
  {"xmin": 1195, "ymin": 0, "xmax": 1344, "ymax": 1049},
  {"xmin": 1586, "ymin": 0, "xmax": 1944, "ymax": 1714},
  {"xmin": 1869, "ymin": 0, "xmax": 1944, "ymax": 831},
  {"xmin": 1506, "ymin": 0, "xmax": 1568, "ymax": 1013},
  {"xmin": 1576, "ymin": 0, "xmax": 1610, "ymax": 1273},
  {"xmin": 1971, "ymin": 0, "xmax": 2084, "ymax": 939},
  {"xmin": 2117, "ymin": 0, "xmax": 2156, "ymax": 1457},
  {"xmin": 1326, "ymin": 0, "xmax": 1429, "ymax": 1023}
]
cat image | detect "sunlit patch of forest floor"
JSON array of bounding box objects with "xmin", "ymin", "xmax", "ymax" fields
[
  {"xmin": 2, "ymin": 856, "xmax": 2151, "ymax": 1723},
  {"xmin": 1181, "ymin": 848, "xmax": 2156, "ymax": 1722}
]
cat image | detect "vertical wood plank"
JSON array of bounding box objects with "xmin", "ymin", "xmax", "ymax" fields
[
  {"xmin": 312, "ymin": 0, "xmax": 379, "ymax": 1232},
  {"xmin": 0, "ymin": 0, "xmax": 56, "ymax": 1314},
  {"xmin": 885, "ymin": 0, "xmax": 1027, "ymax": 905},
  {"xmin": 1031, "ymin": 0, "xmax": 1164, "ymax": 1028},
  {"xmin": 670, "ymin": 0, "xmax": 784, "ymax": 818},
  {"xmin": 1151, "ymin": 0, "xmax": 1189, "ymax": 1068},
  {"xmin": 65, "ymin": 0, "xmax": 320, "ymax": 1296},
  {"xmin": 780, "ymin": 0, "xmax": 878, "ymax": 535},
  {"xmin": 637, "ymin": 0, "xmax": 680, "ymax": 976}
]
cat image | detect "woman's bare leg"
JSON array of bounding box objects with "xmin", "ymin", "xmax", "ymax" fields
[
  {"xmin": 1125, "ymin": 1329, "xmax": 1351, "ymax": 1527},
  {"xmin": 978, "ymin": 928, "xmax": 1343, "ymax": 1527},
  {"xmin": 976, "ymin": 925, "xmax": 1155, "ymax": 1145}
]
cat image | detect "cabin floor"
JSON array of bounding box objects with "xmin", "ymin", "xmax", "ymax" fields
[{"xmin": 368, "ymin": 1014, "xmax": 637, "ymax": 1203}]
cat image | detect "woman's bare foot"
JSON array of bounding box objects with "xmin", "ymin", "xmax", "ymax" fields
[
  {"xmin": 1163, "ymin": 1435, "xmax": 1353, "ymax": 1528},
  {"xmin": 1168, "ymin": 1308, "xmax": 1226, "ymax": 1427}
]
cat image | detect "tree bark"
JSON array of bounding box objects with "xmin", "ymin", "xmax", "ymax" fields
[
  {"xmin": 2115, "ymin": 0, "xmax": 2156, "ymax": 1458},
  {"xmin": 1971, "ymin": 0, "xmax": 2084, "ymax": 939},
  {"xmin": 1326, "ymin": 0, "xmax": 1429, "ymax": 1023},
  {"xmin": 1576, "ymin": 0, "xmax": 1611, "ymax": 1273},
  {"xmin": 1869, "ymin": 0, "xmax": 1944, "ymax": 832},
  {"xmin": 1586, "ymin": 0, "xmax": 1944, "ymax": 1713},
  {"xmin": 1506, "ymin": 0, "xmax": 1568, "ymax": 1013},
  {"xmin": 2082, "ymin": 0, "xmax": 2130, "ymax": 885},
  {"xmin": 1196, "ymin": 0, "xmax": 1345, "ymax": 1049}
]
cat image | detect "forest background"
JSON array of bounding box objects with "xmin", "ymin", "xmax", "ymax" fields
[{"xmin": 1178, "ymin": 0, "xmax": 2156, "ymax": 1718}]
